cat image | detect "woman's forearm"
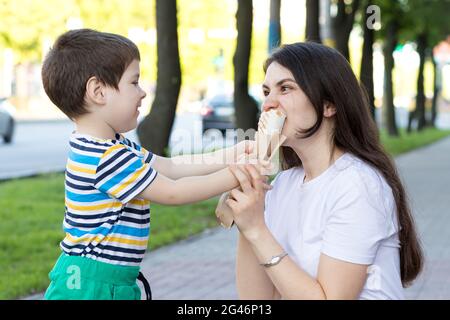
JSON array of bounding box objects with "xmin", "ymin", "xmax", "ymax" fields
[
  {"xmin": 236, "ymin": 233, "xmax": 278, "ymax": 299},
  {"xmin": 245, "ymin": 227, "xmax": 326, "ymax": 300}
]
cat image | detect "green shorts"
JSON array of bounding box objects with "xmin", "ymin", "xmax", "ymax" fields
[{"xmin": 44, "ymin": 253, "xmax": 142, "ymax": 300}]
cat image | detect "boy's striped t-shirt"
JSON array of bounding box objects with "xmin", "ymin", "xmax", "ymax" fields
[{"xmin": 61, "ymin": 132, "xmax": 158, "ymax": 266}]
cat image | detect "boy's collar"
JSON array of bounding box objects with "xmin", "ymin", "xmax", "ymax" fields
[{"xmin": 72, "ymin": 131, "xmax": 123, "ymax": 143}]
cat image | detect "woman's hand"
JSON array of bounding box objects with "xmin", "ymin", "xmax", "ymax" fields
[{"xmin": 226, "ymin": 164, "xmax": 271, "ymax": 240}]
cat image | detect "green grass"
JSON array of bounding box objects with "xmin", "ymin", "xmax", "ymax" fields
[
  {"xmin": 0, "ymin": 173, "xmax": 218, "ymax": 299},
  {"xmin": 380, "ymin": 127, "xmax": 450, "ymax": 156},
  {"xmin": 1, "ymin": 127, "xmax": 450, "ymax": 299}
]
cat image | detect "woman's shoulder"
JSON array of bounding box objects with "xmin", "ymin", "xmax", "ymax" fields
[
  {"xmin": 331, "ymin": 153, "xmax": 396, "ymax": 215},
  {"xmin": 333, "ymin": 153, "xmax": 388, "ymax": 191},
  {"xmin": 272, "ymin": 166, "xmax": 304, "ymax": 186}
]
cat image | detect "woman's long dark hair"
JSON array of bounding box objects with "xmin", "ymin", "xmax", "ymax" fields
[{"xmin": 264, "ymin": 42, "xmax": 423, "ymax": 287}]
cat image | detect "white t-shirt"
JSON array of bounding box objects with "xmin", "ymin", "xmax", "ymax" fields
[{"xmin": 264, "ymin": 153, "xmax": 405, "ymax": 299}]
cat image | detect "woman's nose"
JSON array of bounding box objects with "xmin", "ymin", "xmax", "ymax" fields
[{"xmin": 262, "ymin": 97, "xmax": 280, "ymax": 112}]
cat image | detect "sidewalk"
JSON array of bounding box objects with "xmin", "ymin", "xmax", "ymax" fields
[
  {"xmin": 25, "ymin": 136, "xmax": 450, "ymax": 300},
  {"xmin": 396, "ymin": 136, "xmax": 450, "ymax": 299}
]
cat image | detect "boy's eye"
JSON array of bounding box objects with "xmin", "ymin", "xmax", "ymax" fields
[{"xmin": 263, "ymin": 90, "xmax": 269, "ymax": 97}]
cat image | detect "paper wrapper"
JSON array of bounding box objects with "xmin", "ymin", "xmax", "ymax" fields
[
  {"xmin": 257, "ymin": 109, "xmax": 286, "ymax": 175},
  {"xmin": 215, "ymin": 191, "xmax": 235, "ymax": 229},
  {"xmin": 215, "ymin": 109, "xmax": 286, "ymax": 229}
]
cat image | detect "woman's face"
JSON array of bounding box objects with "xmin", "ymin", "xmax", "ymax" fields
[{"xmin": 262, "ymin": 62, "xmax": 317, "ymax": 146}]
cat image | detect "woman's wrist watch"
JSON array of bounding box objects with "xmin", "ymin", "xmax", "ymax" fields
[{"xmin": 260, "ymin": 251, "xmax": 288, "ymax": 268}]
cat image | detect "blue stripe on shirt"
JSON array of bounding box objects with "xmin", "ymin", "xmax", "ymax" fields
[
  {"xmin": 66, "ymin": 190, "xmax": 112, "ymax": 202},
  {"xmin": 96, "ymin": 153, "xmax": 135, "ymax": 183},
  {"xmin": 64, "ymin": 224, "xmax": 149, "ymax": 238},
  {"xmin": 69, "ymin": 150, "xmax": 100, "ymax": 166},
  {"xmin": 96, "ymin": 148, "xmax": 128, "ymax": 173},
  {"xmin": 97, "ymin": 158, "xmax": 143, "ymax": 193}
]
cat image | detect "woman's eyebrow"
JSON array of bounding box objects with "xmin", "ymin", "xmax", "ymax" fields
[{"xmin": 262, "ymin": 78, "xmax": 296, "ymax": 89}]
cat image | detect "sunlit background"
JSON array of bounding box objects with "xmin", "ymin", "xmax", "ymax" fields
[
  {"xmin": 1, "ymin": 0, "xmax": 450, "ymax": 300},
  {"xmin": 1, "ymin": 0, "xmax": 448, "ymax": 124}
]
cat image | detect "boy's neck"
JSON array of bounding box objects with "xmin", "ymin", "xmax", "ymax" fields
[{"xmin": 74, "ymin": 115, "xmax": 117, "ymax": 140}]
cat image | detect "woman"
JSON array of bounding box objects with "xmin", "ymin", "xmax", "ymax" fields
[{"xmin": 226, "ymin": 42, "xmax": 423, "ymax": 300}]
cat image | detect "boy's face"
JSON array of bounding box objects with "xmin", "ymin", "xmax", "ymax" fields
[{"xmin": 104, "ymin": 59, "xmax": 147, "ymax": 133}]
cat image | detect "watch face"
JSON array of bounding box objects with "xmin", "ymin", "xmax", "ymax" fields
[
  {"xmin": 271, "ymin": 257, "xmax": 280, "ymax": 264},
  {"xmin": 261, "ymin": 252, "xmax": 287, "ymax": 267}
]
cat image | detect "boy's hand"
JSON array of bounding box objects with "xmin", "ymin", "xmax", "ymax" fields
[
  {"xmin": 227, "ymin": 140, "xmax": 256, "ymax": 164},
  {"xmin": 235, "ymin": 152, "xmax": 273, "ymax": 176}
]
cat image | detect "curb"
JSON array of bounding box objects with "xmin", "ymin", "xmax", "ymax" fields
[
  {"xmin": 16, "ymin": 118, "xmax": 70, "ymax": 125},
  {"xmin": 0, "ymin": 169, "xmax": 65, "ymax": 182}
]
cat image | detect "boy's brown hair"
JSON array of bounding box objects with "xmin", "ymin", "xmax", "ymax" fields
[{"xmin": 41, "ymin": 28, "xmax": 140, "ymax": 119}]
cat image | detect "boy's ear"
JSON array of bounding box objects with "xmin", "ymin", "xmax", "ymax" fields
[
  {"xmin": 323, "ymin": 101, "xmax": 336, "ymax": 118},
  {"xmin": 85, "ymin": 76, "xmax": 107, "ymax": 106}
]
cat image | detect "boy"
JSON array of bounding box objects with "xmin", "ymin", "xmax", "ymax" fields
[{"xmin": 41, "ymin": 29, "xmax": 268, "ymax": 300}]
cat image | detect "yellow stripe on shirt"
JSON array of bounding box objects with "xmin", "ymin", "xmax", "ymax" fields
[
  {"xmin": 65, "ymin": 233, "xmax": 148, "ymax": 246},
  {"xmin": 65, "ymin": 199, "xmax": 122, "ymax": 211},
  {"xmin": 102, "ymin": 144, "xmax": 127, "ymax": 159},
  {"xmin": 67, "ymin": 162, "xmax": 96, "ymax": 175},
  {"xmin": 129, "ymin": 198, "xmax": 150, "ymax": 206},
  {"xmin": 109, "ymin": 164, "xmax": 148, "ymax": 196}
]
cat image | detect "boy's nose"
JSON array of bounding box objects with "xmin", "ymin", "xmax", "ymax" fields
[{"xmin": 141, "ymin": 89, "xmax": 147, "ymax": 99}]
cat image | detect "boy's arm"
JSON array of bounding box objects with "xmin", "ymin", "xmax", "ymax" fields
[
  {"xmin": 137, "ymin": 167, "xmax": 240, "ymax": 205},
  {"xmin": 152, "ymin": 141, "xmax": 254, "ymax": 180}
]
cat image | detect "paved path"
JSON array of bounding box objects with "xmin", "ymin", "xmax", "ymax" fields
[
  {"xmin": 396, "ymin": 137, "xmax": 450, "ymax": 299},
  {"xmin": 25, "ymin": 136, "xmax": 450, "ymax": 300},
  {"xmin": 140, "ymin": 228, "xmax": 239, "ymax": 300}
]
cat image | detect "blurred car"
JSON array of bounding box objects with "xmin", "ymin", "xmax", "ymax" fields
[
  {"xmin": 0, "ymin": 97, "xmax": 16, "ymax": 143},
  {"xmin": 200, "ymin": 93, "xmax": 262, "ymax": 134}
]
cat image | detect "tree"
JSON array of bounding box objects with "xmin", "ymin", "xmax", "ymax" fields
[
  {"xmin": 377, "ymin": 0, "xmax": 409, "ymax": 136},
  {"xmin": 382, "ymin": 19, "xmax": 399, "ymax": 136},
  {"xmin": 268, "ymin": 0, "xmax": 281, "ymax": 52},
  {"xmin": 359, "ymin": 1, "xmax": 376, "ymax": 119},
  {"xmin": 137, "ymin": 0, "xmax": 181, "ymax": 155},
  {"xmin": 0, "ymin": 0, "xmax": 78, "ymax": 62},
  {"xmin": 403, "ymin": 0, "xmax": 450, "ymax": 131},
  {"xmin": 305, "ymin": 0, "xmax": 321, "ymax": 43},
  {"xmin": 431, "ymin": 48, "xmax": 442, "ymax": 126},
  {"xmin": 233, "ymin": 0, "xmax": 259, "ymax": 133},
  {"xmin": 413, "ymin": 32, "xmax": 427, "ymax": 131},
  {"xmin": 331, "ymin": 0, "xmax": 360, "ymax": 60}
]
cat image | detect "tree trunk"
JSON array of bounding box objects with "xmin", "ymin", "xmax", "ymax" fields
[
  {"xmin": 306, "ymin": 0, "xmax": 321, "ymax": 43},
  {"xmin": 431, "ymin": 55, "xmax": 439, "ymax": 127},
  {"xmin": 331, "ymin": 0, "xmax": 360, "ymax": 61},
  {"xmin": 360, "ymin": 2, "xmax": 375, "ymax": 120},
  {"xmin": 234, "ymin": 0, "xmax": 259, "ymax": 134},
  {"xmin": 268, "ymin": 0, "xmax": 281, "ymax": 52},
  {"xmin": 382, "ymin": 20, "xmax": 398, "ymax": 136},
  {"xmin": 137, "ymin": 0, "xmax": 181, "ymax": 156},
  {"xmin": 415, "ymin": 32, "xmax": 427, "ymax": 131}
]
